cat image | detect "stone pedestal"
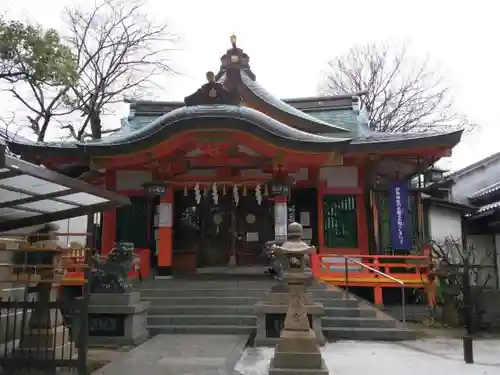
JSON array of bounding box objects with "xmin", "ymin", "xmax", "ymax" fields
[
  {"xmin": 86, "ymin": 291, "xmax": 150, "ymax": 346},
  {"xmin": 267, "ymin": 222, "xmax": 329, "ymax": 375},
  {"xmin": 254, "ymin": 282, "xmax": 325, "ymax": 347},
  {"xmin": 269, "ymin": 275, "xmax": 329, "ymax": 375}
]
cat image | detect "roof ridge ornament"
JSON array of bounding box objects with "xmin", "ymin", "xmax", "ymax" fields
[
  {"xmin": 215, "ymin": 34, "xmax": 256, "ymax": 82},
  {"xmin": 183, "ymin": 71, "xmax": 241, "ymax": 106}
]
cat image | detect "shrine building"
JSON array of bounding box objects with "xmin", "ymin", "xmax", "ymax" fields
[{"xmin": 6, "ymin": 35, "xmax": 463, "ymax": 278}]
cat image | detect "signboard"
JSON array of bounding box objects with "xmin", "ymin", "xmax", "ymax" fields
[
  {"xmin": 89, "ymin": 314, "xmax": 125, "ymax": 337},
  {"xmin": 388, "ymin": 181, "xmax": 412, "ymax": 250}
]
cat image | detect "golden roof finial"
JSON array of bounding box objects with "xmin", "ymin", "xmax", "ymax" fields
[{"xmin": 230, "ymin": 33, "xmax": 237, "ymax": 48}]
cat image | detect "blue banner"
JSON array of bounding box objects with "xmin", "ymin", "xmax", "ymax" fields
[{"xmin": 388, "ymin": 181, "xmax": 412, "ymax": 250}]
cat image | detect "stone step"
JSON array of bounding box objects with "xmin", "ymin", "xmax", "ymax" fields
[
  {"xmin": 148, "ymin": 314, "xmax": 396, "ymax": 329},
  {"xmin": 140, "ymin": 288, "xmax": 269, "ymax": 298},
  {"xmin": 312, "ymin": 298, "xmax": 359, "ymax": 308},
  {"xmin": 310, "ymin": 291, "xmax": 344, "ymax": 299},
  {"xmin": 148, "ymin": 304, "xmax": 255, "ymax": 315},
  {"xmin": 322, "ymin": 316, "xmax": 397, "ymax": 328},
  {"xmin": 323, "ymin": 327, "xmax": 417, "ymax": 341},
  {"xmin": 142, "ymin": 296, "xmax": 359, "ymax": 308},
  {"xmin": 141, "ymin": 280, "xmax": 276, "ymax": 288},
  {"xmin": 148, "ymin": 314, "xmax": 257, "ymax": 326},
  {"xmin": 142, "ymin": 296, "xmax": 261, "ymax": 306},
  {"xmin": 148, "ymin": 324, "xmax": 255, "ymax": 335},
  {"xmin": 147, "ymin": 304, "xmax": 374, "ymax": 318},
  {"xmin": 141, "ymin": 288, "xmax": 344, "ymax": 299},
  {"xmin": 323, "ymin": 307, "xmax": 376, "ymax": 318}
]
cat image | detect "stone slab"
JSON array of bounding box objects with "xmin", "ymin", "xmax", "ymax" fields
[
  {"xmin": 88, "ymin": 301, "xmax": 150, "ymax": 314},
  {"xmin": 91, "ymin": 334, "xmax": 250, "ymax": 375},
  {"xmin": 90, "ymin": 292, "xmax": 141, "ymax": 306}
]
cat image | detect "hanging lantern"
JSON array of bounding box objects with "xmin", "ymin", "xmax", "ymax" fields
[
  {"xmin": 269, "ymin": 176, "xmax": 294, "ymax": 197},
  {"xmin": 142, "ymin": 181, "xmax": 169, "ymax": 197}
]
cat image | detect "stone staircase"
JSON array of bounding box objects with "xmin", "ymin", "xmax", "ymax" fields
[{"xmin": 140, "ymin": 277, "xmax": 415, "ymax": 341}]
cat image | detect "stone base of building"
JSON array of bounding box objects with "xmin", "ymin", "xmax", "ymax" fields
[
  {"xmin": 254, "ymin": 283, "xmax": 325, "ymax": 347},
  {"xmin": 87, "ymin": 291, "xmax": 150, "ymax": 347}
]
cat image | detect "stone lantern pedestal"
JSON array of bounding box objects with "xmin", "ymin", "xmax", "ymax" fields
[{"xmin": 268, "ymin": 223, "xmax": 329, "ymax": 375}]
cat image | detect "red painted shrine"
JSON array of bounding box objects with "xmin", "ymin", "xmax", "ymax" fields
[{"xmin": 7, "ymin": 35, "xmax": 463, "ymax": 279}]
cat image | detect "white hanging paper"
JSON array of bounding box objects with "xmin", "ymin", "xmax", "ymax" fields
[
  {"xmin": 158, "ymin": 203, "xmax": 172, "ymax": 227},
  {"xmin": 300, "ymin": 211, "xmax": 311, "ymax": 226}
]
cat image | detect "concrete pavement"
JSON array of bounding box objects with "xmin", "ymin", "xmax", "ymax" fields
[{"xmin": 91, "ymin": 334, "xmax": 249, "ymax": 375}]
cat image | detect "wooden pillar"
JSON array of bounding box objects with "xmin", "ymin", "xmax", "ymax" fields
[
  {"xmin": 357, "ymin": 165, "xmax": 369, "ymax": 253},
  {"xmin": 317, "ymin": 178, "xmax": 325, "ymax": 252},
  {"xmin": 156, "ymin": 188, "xmax": 173, "ymax": 278},
  {"xmin": 101, "ymin": 169, "xmax": 116, "ymax": 256}
]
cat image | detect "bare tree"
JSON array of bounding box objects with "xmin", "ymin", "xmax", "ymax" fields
[
  {"xmin": 0, "ymin": 111, "xmax": 22, "ymax": 154},
  {"xmin": 61, "ymin": 0, "xmax": 176, "ymax": 140},
  {"xmin": 430, "ymin": 237, "xmax": 495, "ymax": 330},
  {"xmin": 5, "ymin": 0, "xmax": 176, "ymax": 142},
  {"xmin": 320, "ymin": 43, "xmax": 469, "ymax": 133},
  {"xmin": 8, "ymin": 81, "xmax": 78, "ymax": 142}
]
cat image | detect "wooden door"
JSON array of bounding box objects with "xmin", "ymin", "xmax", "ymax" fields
[
  {"xmin": 199, "ymin": 196, "xmax": 233, "ymax": 266},
  {"xmin": 235, "ymin": 196, "xmax": 274, "ymax": 265}
]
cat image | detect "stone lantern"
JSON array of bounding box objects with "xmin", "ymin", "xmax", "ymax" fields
[{"xmin": 268, "ymin": 222, "xmax": 329, "ymax": 375}]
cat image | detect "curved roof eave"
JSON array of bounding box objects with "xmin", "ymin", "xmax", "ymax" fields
[
  {"xmin": 348, "ymin": 129, "xmax": 463, "ymax": 152},
  {"xmin": 238, "ymin": 72, "xmax": 351, "ymax": 134},
  {"xmin": 7, "ymin": 105, "xmax": 353, "ymax": 158}
]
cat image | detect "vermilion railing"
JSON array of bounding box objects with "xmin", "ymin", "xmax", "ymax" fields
[{"xmin": 311, "ymin": 253, "xmax": 431, "ymax": 288}]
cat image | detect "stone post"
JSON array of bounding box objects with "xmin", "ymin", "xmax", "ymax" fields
[{"xmin": 269, "ymin": 222, "xmax": 329, "ymax": 375}]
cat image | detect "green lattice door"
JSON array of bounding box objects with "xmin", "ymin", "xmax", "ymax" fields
[
  {"xmin": 323, "ymin": 195, "xmax": 358, "ymax": 248},
  {"xmin": 115, "ymin": 197, "xmax": 149, "ymax": 249}
]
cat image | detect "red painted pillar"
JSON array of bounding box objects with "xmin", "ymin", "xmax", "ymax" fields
[
  {"xmin": 101, "ymin": 169, "xmax": 116, "ymax": 256},
  {"xmin": 357, "ymin": 166, "xmax": 369, "ymax": 254},
  {"xmin": 317, "ymin": 181, "xmax": 325, "ymax": 252},
  {"xmin": 156, "ymin": 188, "xmax": 173, "ymax": 278}
]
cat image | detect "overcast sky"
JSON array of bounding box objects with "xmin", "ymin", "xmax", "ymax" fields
[{"xmin": 2, "ymin": 0, "xmax": 499, "ymax": 171}]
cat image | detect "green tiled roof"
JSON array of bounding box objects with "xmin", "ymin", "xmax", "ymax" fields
[
  {"xmin": 127, "ymin": 115, "xmax": 159, "ymax": 131},
  {"xmin": 125, "ymin": 108, "xmax": 365, "ymax": 135},
  {"xmin": 306, "ymin": 109, "xmax": 361, "ymax": 133}
]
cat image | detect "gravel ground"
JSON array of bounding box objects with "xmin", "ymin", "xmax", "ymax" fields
[{"xmin": 236, "ymin": 338, "xmax": 500, "ymax": 375}]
